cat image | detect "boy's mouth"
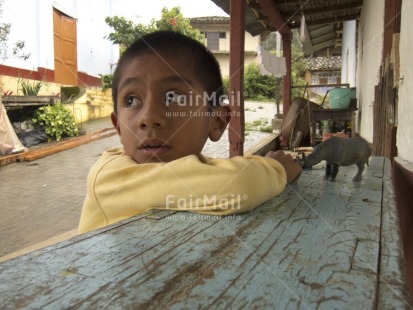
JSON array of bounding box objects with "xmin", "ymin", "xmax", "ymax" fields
[{"xmin": 139, "ymin": 141, "xmax": 171, "ymax": 155}]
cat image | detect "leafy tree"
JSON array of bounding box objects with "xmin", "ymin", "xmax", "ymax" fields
[
  {"xmin": 0, "ymin": 2, "xmax": 30, "ymax": 62},
  {"xmin": 155, "ymin": 7, "xmax": 203, "ymax": 42},
  {"xmin": 105, "ymin": 6, "xmax": 204, "ymax": 49},
  {"xmin": 102, "ymin": 6, "xmax": 204, "ymax": 89},
  {"xmin": 104, "ymin": 16, "xmax": 156, "ymax": 47}
]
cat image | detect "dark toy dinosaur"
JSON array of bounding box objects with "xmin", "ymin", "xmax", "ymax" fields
[{"xmin": 302, "ymin": 137, "xmax": 372, "ymax": 182}]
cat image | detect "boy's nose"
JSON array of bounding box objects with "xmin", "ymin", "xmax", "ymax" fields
[{"xmin": 138, "ymin": 98, "xmax": 166, "ymax": 129}]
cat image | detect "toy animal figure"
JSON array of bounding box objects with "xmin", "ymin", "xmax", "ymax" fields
[{"xmin": 302, "ymin": 137, "xmax": 372, "ymax": 182}]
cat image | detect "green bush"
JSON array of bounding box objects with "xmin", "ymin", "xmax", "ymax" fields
[
  {"xmin": 32, "ymin": 103, "xmax": 78, "ymax": 141},
  {"xmin": 244, "ymin": 63, "xmax": 276, "ymax": 100}
]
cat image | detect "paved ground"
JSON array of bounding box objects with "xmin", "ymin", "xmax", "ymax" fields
[{"xmin": 0, "ymin": 101, "xmax": 278, "ymax": 258}]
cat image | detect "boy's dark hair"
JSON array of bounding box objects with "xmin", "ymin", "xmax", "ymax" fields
[{"xmin": 112, "ymin": 30, "xmax": 224, "ymax": 114}]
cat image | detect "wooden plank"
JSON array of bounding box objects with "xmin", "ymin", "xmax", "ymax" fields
[
  {"xmin": 377, "ymin": 158, "xmax": 412, "ymax": 308},
  {"xmin": 0, "ymin": 151, "xmax": 26, "ymax": 166},
  {"xmin": 256, "ymin": 0, "xmax": 291, "ymax": 36},
  {"xmin": 0, "ymin": 158, "xmax": 409, "ymax": 308},
  {"xmin": 291, "ymin": 83, "xmax": 350, "ymax": 89},
  {"xmin": 1, "ymin": 96, "xmax": 57, "ymax": 104},
  {"xmin": 4, "ymin": 102, "xmax": 51, "ymax": 108},
  {"xmin": 23, "ymin": 128, "xmax": 116, "ymax": 161},
  {"xmin": 244, "ymin": 133, "xmax": 277, "ymax": 156},
  {"xmin": 282, "ymin": 34, "xmax": 292, "ymax": 116},
  {"xmin": 391, "ymin": 33, "xmax": 400, "ymax": 87},
  {"xmin": 228, "ymin": 0, "xmax": 245, "ymax": 157}
]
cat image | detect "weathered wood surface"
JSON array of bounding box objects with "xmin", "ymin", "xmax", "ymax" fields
[
  {"xmin": 2, "ymin": 95, "xmax": 58, "ymax": 109},
  {"xmin": 0, "ymin": 157, "xmax": 410, "ymax": 309}
]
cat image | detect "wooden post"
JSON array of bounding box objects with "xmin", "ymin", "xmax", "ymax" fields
[
  {"xmin": 282, "ymin": 33, "xmax": 292, "ymax": 117},
  {"xmin": 228, "ymin": 0, "xmax": 245, "ymax": 157}
]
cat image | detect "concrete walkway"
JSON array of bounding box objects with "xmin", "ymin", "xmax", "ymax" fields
[{"xmin": 0, "ymin": 101, "xmax": 278, "ymax": 259}]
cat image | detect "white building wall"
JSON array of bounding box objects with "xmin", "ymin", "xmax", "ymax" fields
[
  {"xmin": 396, "ymin": 0, "xmax": 413, "ymax": 163},
  {"xmin": 38, "ymin": 0, "xmax": 56, "ymax": 71},
  {"xmin": 212, "ymin": 29, "xmax": 259, "ymax": 52},
  {"xmin": 341, "ymin": 20, "xmax": 356, "ymax": 87},
  {"xmin": 1, "ymin": 0, "xmax": 118, "ymax": 77},
  {"xmin": 191, "ymin": 22, "xmax": 260, "ymax": 78},
  {"xmin": 355, "ymin": 0, "xmax": 384, "ymax": 142},
  {"xmin": 1, "ymin": 0, "xmax": 48, "ymax": 71},
  {"xmin": 72, "ymin": 0, "xmax": 118, "ymax": 76}
]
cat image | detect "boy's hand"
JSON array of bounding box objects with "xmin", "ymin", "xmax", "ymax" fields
[{"xmin": 265, "ymin": 150, "xmax": 302, "ymax": 183}]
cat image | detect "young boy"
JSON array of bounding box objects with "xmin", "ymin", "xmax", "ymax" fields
[{"xmin": 78, "ymin": 31, "xmax": 301, "ymax": 234}]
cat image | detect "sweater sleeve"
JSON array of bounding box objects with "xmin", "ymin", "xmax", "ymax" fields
[{"xmin": 78, "ymin": 148, "xmax": 287, "ymax": 234}]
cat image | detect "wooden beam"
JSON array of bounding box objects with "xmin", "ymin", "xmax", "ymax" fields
[
  {"xmin": 274, "ymin": 0, "xmax": 362, "ymax": 7},
  {"xmin": 383, "ymin": 0, "xmax": 400, "ymax": 58},
  {"xmin": 282, "ymin": 3, "xmax": 363, "ymax": 17},
  {"xmin": 288, "ymin": 14, "xmax": 361, "ymax": 29},
  {"xmin": 228, "ymin": 0, "xmax": 245, "ymax": 157},
  {"xmin": 311, "ymin": 40, "xmax": 336, "ymax": 52},
  {"xmin": 311, "ymin": 33, "xmax": 336, "ymax": 45},
  {"xmin": 256, "ymin": 0, "xmax": 291, "ymax": 36},
  {"xmin": 282, "ymin": 34, "xmax": 291, "ymax": 116}
]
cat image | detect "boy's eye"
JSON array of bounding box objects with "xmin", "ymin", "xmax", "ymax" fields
[
  {"xmin": 165, "ymin": 91, "xmax": 186, "ymax": 106},
  {"xmin": 125, "ymin": 96, "xmax": 141, "ymax": 108}
]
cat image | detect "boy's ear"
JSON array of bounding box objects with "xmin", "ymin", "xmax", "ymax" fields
[
  {"xmin": 209, "ymin": 105, "xmax": 231, "ymax": 142},
  {"xmin": 111, "ymin": 112, "xmax": 121, "ymax": 136}
]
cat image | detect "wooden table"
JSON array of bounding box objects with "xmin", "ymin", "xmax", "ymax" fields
[
  {"xmin": 311, "ymin": 107, "xmax": 358, "ymax": 146},
  {"xmin": 0, "ymin": 157, "xmax": 410, "ymax": 309}
]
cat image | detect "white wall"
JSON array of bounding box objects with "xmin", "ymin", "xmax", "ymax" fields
[
  {"xmin": 1, "ymin": 0, "xmax": 50, "ymax": 71},
  {"xmin": 72, "ymin": 0, "xmax": 119, "ymax": 76},
  {"xmin": 341, "ymin": 20, "xmax": 356, "ymax": 87},
  {"xmin": 1, "ymin": 0, "xmax": 118, "ymax": 77},
  {"xmin": 396, "ymin": 0, "xmax": 413, "ymax": 163},
  {"xmin": 355, "ymin": 0, "xmax": 384, "ymax": 142}
]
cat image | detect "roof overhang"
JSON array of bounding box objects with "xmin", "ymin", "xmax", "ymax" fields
[{"xmin": 211, "ymin": 0, "xmax": 363, "ymax": 54}]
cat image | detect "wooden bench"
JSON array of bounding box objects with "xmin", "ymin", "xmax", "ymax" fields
[{"xmin": 0, "ymin": 157, "xmax": 410, "ymax": 308}]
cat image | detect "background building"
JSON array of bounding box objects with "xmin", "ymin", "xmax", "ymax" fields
[
  {"xmin": 190, "ymin": 16, "xmax": 259, "ymax": 77},
  {"xmin": 0, "ymin": 0, "xmax": 119, "ymax": 88}
]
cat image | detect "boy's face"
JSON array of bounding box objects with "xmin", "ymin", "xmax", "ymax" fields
[{"xmin": 111, "ymin": 52, "xmax": 229, "ymax": 163}]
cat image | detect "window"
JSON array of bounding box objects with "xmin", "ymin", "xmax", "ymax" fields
[
  {"xmin": 206, "ymin": 32, "xmax": 219, "ymax": 50},
  {"xmin": 219, "ymin": 32, "xmax": 226, "ymax": 39}
]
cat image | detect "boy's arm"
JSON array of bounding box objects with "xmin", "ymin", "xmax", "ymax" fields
[
  {"xmin": 265, "ymin": 150, "xmax": 302, "ymax": 183},
  {"xmin": 78, "ymin": 150, "xmax": 296, "ymax": 234}
]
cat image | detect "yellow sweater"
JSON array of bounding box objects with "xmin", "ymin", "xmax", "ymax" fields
[{"xmin": 78, "ymin": 148, "xmax": 287, "ymax": 234}]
